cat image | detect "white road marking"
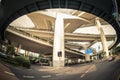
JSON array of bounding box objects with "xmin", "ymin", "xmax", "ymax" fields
[
  {"xmin": 41, "ymin": 75, "xmax": 52, "ymax": 78},
  {"xmin": 88, "ymin": 65, "xmax": 94, "ymax": 71},
  {"xmin": 80, "ymin": 65, "xmax": 95, "ymax": 78},
  {"xmin": 80, "ymin": 74, "xmax": 85, "ymax": 78},
  {"xmin": 56, "ymin": 73, "xmax": 63, "ymax": 76},
  {"xmin": 23, "ymin": 75, "xmax": 35, "ymax": 78},
  {"xmin": 85, "ymin": 70, "xmax": 89, "ymax": 73},
  {"xmin": 4, "ymin": 71, "xmax": 15, "ymax": 76},
  {"xmin": 85, "ymin": 65, "xmax": 94, "ymax": 73}
]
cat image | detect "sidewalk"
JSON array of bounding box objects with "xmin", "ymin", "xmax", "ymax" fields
[{"xmin": 0, "ymin": 59, "xmax": 19, "ymax": 80}]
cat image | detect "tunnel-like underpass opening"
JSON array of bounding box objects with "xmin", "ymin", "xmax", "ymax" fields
[
  {"xmin": 0, "ymin": 0, "xmax": 120, "ymax": 80},
  {"xmin": 2, "ymin": 8, "xmax": 116, "ymax": 67},
  {"xmin": 0, "ymin": 0, "xmax": 119, "ymax": 67}
]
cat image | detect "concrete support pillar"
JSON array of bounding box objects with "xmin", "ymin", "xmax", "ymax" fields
[
  {"xmin": 95, "ymin": 18, "xmax": 109, "ymax": 58},
  {"xmin": 26, "ymin": 51, "xmax": 29, "ymax": 56},
  {"xmin": 16, "ymin": 44, "xmax": 21, "ymax": 54},
  {"xmin": 84, "ymin": 46, "xmax": 90, "ymax": 61},
  {"xmin": 53, "ymin": 13, "xmax": 65, "ymax": 67},
  {"xmin": 24, "ymin": 50, "xmax": 28, "ymax": 57},
  {"xmin": 85, "ymin": 54, "xmax": 90, "ymax": 61}
]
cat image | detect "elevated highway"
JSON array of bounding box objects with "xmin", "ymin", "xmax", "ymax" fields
[
  {"xmin": 0, "ymin": 0, "xmax": 119, "ymax": 61},
  {"xmin": 0, "ymin": 0, "xmax": 119, "ymax": 67},
  {"xmin": 0, "ymin": 0, "xmax": 119, "ymax": 48},
  {"xmin": 13, "ymin": 28, "xmax": 115, "ymax": 42},
  {"xmin": 6, "ymin": 27, "xmax": 85, "ymax": 58},
  {"xmin": 5, "ymin": 25, "xmax": 115, "ymax": 58}
]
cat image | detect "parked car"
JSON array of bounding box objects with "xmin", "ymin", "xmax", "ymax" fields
[
  {"xmin": 108, "ymin": 56, "xmax": 115, "ymax": 61},
  {"xmin": 0, "ymin": 52, "xmax": 7, "ymax": 59},
  {"xmin": 39, "ymin": 58, "xmax": 51, "ymax": 66}
]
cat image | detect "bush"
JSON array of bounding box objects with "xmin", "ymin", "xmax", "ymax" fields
[
  {"xmin": 6, "ymin": 45, "xmax": 15, "ymax": 55},
  {"xmin": 5, "ymin": 59, "xmax": 18, "ymax": 66},
  {"xmin": 15, "ymin": 56, "xmax": 31, "ymax": 68},
  {"xmin": 112, "ymin": 46, "xmax": 120, "ymax": 55},
  {"xmin": 0, "ymin": 52, "xmax": 7, "ymax": 59},
  {"xmin": 1, "ymin": 56, "xmax": 19, "ymax": 66},
  {"xmin": 22, "ymin": 60, "xmax": 31, "ymax": 68}
]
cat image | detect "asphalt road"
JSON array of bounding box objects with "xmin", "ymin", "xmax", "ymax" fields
[{"xmin": 8, "ymin": 60, "xmax": 120, "ymax": 80}]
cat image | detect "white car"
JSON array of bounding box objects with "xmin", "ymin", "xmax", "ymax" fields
[{"xmin": 108, "ymin": 56, "xmax": 114, "ymax": 61}]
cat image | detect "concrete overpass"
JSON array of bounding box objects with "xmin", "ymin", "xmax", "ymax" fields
[
  {"xmin": 6, "ymin": 27, "xmax": 85, "ymax": 58},
  {"xmin": 6, "ymin": 24, "xmax": 115, "ymax": 58},
  {"xmin": 4, "ymin": 9, "xmax": 117, "ymax": 67},
  {"xmin": 0, "ymin": 0, "xmax": 119, "ymax": 46},
  {"xmin": 0, "ymin": 0, "xmax": 119, "ymax": 67}
]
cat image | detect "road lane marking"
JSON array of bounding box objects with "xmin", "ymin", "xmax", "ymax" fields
[
  {"xmin": 23, "ymin": 75, "xmax": 35, "ymax": 78},
  {"xmin": 4, "ymin": 71, "xmax": 15, "ymax": 76},
  {"xmin": 56, "ymin": 73, "xmax": 63, "ymax": 76},
  {"xmin": 41, "ymin": 75, "xmax": 52, "ymax": 78},
  {"xmin": 88, "ymin": 65, "xmax": 94, "ymax": 71},
  {"xmin": 80, "ymin": 65, "xmax": 95, "ymax": 78},
  {"xmin": 15, "ymin": 67, "xmax": 22, "ymax": 70},
  {"xmin": 85, "ymin": 65, "xmax": 94, "ymax": 73},
  {"xmin": 81, "ymin": 74, "xmax": 85, "ymax": 78},
  {"xmin": 85, "ymin": 70, "xmax": 89, "ymax": 73}
]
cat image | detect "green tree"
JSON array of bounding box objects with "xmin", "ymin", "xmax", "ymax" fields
[
  {"xmin": 112, "ymin": 46, "xmax": 120, "ymax": 55},
  {"xmin": 6, "ymin": 45, "xmax": 15, "ymax": 55}
]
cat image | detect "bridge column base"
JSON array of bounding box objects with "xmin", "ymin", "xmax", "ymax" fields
[
  {"xmin": 53, "ymin": 60, "xmax": 64, "ymax": 67},
  {"xmin": 53, "ymin": 13, "xmax": 65, "ymax": 67}
]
